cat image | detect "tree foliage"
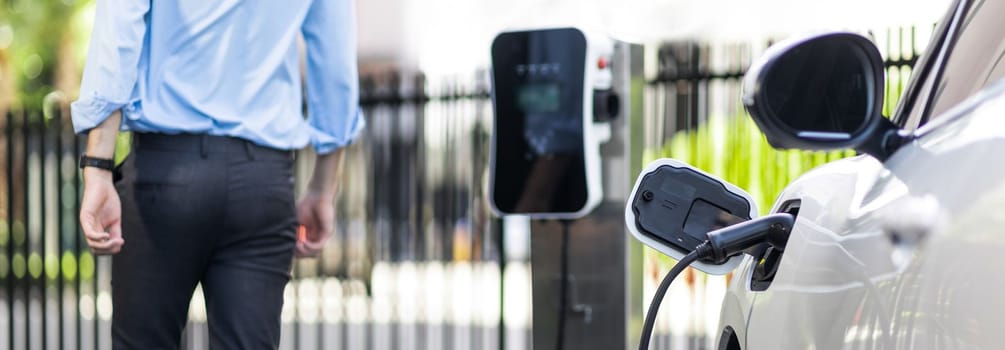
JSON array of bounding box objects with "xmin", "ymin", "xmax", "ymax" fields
[{"xmin": 1, "ymin": 0, "xmax": 93, "ymax": 110}]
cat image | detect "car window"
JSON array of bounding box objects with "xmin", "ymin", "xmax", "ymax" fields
[{"xmin": 924, "ymin": 0, "xmax": 1005, "ymax": 124}]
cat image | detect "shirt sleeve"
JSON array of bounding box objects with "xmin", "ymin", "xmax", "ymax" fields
[
  {"xmin": 301, "ymin": 0, "xmax": 366, "ymax": 155},
  {"xmin": 70, "ymin": 0, "xmax": 150, "ymax": 134}
]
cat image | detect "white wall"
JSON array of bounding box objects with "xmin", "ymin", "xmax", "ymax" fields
[{"xmin": 357, "ymin": 0, "xmax": 411, "ymax": 66}]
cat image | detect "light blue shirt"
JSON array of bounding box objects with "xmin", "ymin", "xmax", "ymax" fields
[{"xmin": 71, "ymin": 0, "xmax": 364, "ymax": 154}]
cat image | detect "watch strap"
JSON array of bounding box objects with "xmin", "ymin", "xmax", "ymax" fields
[{"xmin": 79, "ymin": 155, "xmax": 115, "ymax": 171}]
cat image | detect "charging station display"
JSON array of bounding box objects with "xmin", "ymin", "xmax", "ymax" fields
[{"xmin": 490, "ymin": 28, "xmax": 590, "ymax": 215}]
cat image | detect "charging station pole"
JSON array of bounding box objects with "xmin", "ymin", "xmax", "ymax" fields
[{"xmin": 528, "ymin": 42, "xmax": 645, "ymax": 350}]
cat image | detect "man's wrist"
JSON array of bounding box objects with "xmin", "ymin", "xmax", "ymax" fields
[
  {"xmin": 305, "ymin": 149, "xmax": 344, "ymax": 199},
  {"xmin": 83, "ymin": 167, "xmax": 114, "ymax": 183},
  {"xmin": 305, "ymin": 183, "xmax": 337, "ymax": 199}
]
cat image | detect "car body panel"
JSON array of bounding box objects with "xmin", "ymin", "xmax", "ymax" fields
[{"xmin": 736, "ymin": 81, "xmax": 1005, "ymax": 349}]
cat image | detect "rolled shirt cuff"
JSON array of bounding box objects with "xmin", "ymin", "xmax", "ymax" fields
[
  {"xmin": 311, "ymin": 109, "xmax": 366, "ymax": 154},
  {"xmin": 70, "ymin": 94, "xmax": 128, "ymax": 134}
]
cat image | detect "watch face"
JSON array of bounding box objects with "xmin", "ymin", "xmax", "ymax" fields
[{"xmin": 490, "ymin": 28, "xmax": 589, "ymax": 215}]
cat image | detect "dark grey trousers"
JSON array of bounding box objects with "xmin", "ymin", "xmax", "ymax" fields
[{"xmin": 112, "ymin": 133, "xmax": 298, "ymax": 349}]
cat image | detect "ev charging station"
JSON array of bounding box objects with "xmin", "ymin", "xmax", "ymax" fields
[
  {"xmin": 489, "ymin": 27, "xmax": 647, "ymax": 349},
  {"xmin": 489, "ymin": 27, "xmax": 617, "ymax": 219}
]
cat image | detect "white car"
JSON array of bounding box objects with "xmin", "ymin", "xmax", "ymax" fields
[{"xmin": 715, "ymin": 0, "xmax": 1005, "ymax": 348}]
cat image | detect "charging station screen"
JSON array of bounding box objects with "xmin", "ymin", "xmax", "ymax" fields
[
  {"xmin": 517, "ymin": 83, "xmax": 561, "ymax": 113},
  {"xmin": 491, "ymin": 28, "xmax": 588, "ymax": 214}
]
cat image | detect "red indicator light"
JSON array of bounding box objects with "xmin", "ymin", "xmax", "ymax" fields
[{"xmin": 597, "ymin": 57, "xmax": 609, "ymax": 69}]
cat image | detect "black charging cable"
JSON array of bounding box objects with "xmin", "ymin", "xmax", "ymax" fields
[
  {"xmin": 557, "ymin": 220, "xmax": 572, "ymax": 350},
  {"xmin": 637, "ymin": 213, "xmax": 795, "ymax": 350},
  {"xmin": 638, "ymin": 243, "xmax": 713, "ymax": 350}
]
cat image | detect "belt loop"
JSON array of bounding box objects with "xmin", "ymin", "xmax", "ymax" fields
[
  {"xmin": 244, "ymin": 141, "xmax": 256, "ymax": 161},
  {"xmin": 200, "ymin": 134, "xmax": 208, "ymax": 159}
]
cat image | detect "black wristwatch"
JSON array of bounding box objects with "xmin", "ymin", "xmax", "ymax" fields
[{"xmin": 79, "ymin": 154, "xmax": 115, "ymax": 171}]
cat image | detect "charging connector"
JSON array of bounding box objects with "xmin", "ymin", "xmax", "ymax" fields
[
  {"xmin": 637, "ymin": 213, "xmax": 795, "ymax": 350},
  {"xmin": 704, "ymin": 213, "xmax": 794, "ymax": 265}
]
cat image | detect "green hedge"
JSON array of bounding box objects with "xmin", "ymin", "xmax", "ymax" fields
[{"xmin": 645, "ymin": 114, "xmax": 855, "ymax": 215}]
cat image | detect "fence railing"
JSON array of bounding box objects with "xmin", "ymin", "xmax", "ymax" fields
[
  {"xmin": 0, "ymin": 107, "xmax": 102, "ymax": 350},
  {"xmin": 0, "ymin": 70, "xmax": 517, "ymax": 350},
  {"xmin": 0, "ymin": 24, "xmax": 927, "ymax": 349}
]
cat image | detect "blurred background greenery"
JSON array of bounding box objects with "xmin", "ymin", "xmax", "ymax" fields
[{"xmin": 0, "ymin": 0, "xmax": 94, "ymax": 112}]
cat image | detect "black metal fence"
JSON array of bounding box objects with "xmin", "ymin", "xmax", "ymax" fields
[
  {"xmin": 0, "ymin": 106, "xmax": 102, "ymax": 350},
  {"xmin": 0, "ymin": 70, "xmax": 514, "ymax": 350},
  {"xmin": 0, "ymin": 24, "xmax": 928, "ymax": 350}
]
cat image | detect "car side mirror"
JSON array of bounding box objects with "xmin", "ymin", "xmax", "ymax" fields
[{"xmin": 742, "ymin": 32, "xmax": 907, "ymax": 160}]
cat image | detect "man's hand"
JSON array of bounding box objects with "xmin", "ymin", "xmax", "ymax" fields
[
  {"xmin": 295, "ymin": 191, "xmax": 335, "ymax": 258},
  {"xmin": 78, "ymin": 111, "xmax": 123, "ymax": 255},
  {"xmin": 79, "ymin": 168, "xmax": 124, "ymax": 255},
  {"xmin": 296, "ymin": 148, "xmax": 345, "ymax": 258}
]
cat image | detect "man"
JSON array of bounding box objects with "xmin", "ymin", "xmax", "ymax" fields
[{"xmin": 71, "ymin": 0, "xmax": 364, "ymax": 348}]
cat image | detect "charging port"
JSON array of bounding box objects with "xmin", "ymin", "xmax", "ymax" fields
[{"xmin": 750, "ymin": 200, "xmax": 800, "ymax": 291}]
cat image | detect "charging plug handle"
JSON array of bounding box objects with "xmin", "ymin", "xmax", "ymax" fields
[
  {"xmin": 636, "ymin": 214, "xmax": 793, "ymax": 350},
  {"xmin": 705, "ymin": 213, "xmax": 794, "ymax": 265}
]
